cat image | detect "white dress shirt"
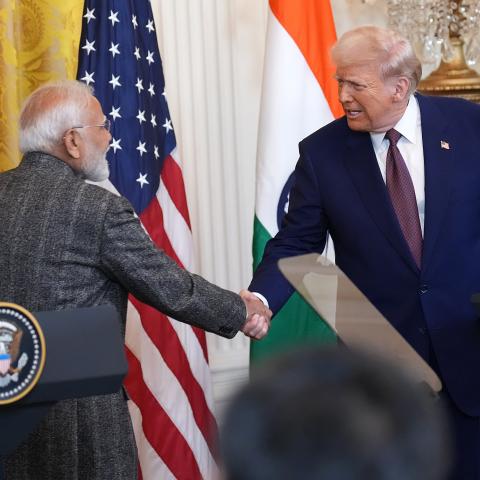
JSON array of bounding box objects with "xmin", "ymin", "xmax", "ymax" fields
[{"xmin": 369, "ymin": 96, "xmax": 425, "ymax": 236}]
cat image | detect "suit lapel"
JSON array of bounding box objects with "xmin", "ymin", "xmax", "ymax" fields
[
  {"xmin": 417, "ymin": 94, "xmax": 453, "ymax": 271},
  {"xmin": 344, "ymin": 128, "xmax": 419, "ymax": 272}
]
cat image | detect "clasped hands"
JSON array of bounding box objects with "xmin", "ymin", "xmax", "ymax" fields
[{"xmin": 239, "ymin": 289, "xmax": 272, "ymax": 340}]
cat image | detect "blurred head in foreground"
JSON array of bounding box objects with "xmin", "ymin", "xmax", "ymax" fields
[{"xmin": 221, "ymin": 347, "xmax": 450, "ymax": 480}]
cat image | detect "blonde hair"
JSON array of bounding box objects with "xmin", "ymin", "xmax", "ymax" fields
[{"xmin": 331, "ymin": 26, "xmax": 422, "ymax": 95}]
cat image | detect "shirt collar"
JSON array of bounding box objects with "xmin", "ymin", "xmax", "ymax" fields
[{"xmin": 370, "ymin": 95, "xmax": 419, "ymax": 151}]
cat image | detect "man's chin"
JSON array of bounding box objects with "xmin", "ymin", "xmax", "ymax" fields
[
  {"xmin": 346, "ymin": 117, "xmax": 369, "ymax": 132},
  {"xmin": 83, "ymin": 157, "xmax": 110, "ymax": 182}
]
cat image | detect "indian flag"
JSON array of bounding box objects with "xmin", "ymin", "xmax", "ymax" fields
[{"xmin": 251, "ymin": 0, "xmax": 343, "ymax": 363}]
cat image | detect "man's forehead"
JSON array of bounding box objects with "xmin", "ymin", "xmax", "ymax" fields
[
  {"xmin": 335, "ymin": 63, "xmax": 379, "ymax": 81},
  {"xmin": 88, "ymin": 96, "xmax": 105, "ymax": 118},
  {"xmin": 90, "ymin": 95, "xmax": 102, "ymax": 110}
]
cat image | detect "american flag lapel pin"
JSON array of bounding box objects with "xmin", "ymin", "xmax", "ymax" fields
[{"xmin": 440, "ymin": 140, "xmax": 450, "ymax": 150}]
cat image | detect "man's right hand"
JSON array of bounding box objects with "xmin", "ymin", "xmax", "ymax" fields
[{"xmin": 239, "ymin": 289, "xmax": 272, "ymax": 340}]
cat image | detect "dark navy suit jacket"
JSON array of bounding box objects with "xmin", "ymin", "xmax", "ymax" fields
[{"xmin": 250, "ymin": 94, "xmax": 480, "ymax": 417}]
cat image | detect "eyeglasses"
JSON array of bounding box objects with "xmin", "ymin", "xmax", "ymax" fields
[{"xmin": 70, "ymin": 118, "xmax": 111, "ymax": 133}]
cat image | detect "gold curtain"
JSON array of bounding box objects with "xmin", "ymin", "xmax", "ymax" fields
[{"xmin": 0, "ymin": 0, "xmax": 84, "ymax": 172}]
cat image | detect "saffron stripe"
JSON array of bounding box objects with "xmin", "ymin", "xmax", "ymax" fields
[{"xmin": 269, "ymin": 0, "xmax": 342, "ymax": 118}]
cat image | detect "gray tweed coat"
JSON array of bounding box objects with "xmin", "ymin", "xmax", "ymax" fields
[{"xmin": 0, "ymin": 152, "xmax": 246, "ymax": 480}]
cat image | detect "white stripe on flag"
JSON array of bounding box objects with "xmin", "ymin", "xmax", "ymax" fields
[
  {"xmin": 256, "ymin": 9, "xmax": 334, "ymax": 237},
  {"xmin": 157, "ymin": 179, "xmax": 194, "ymax": 270},
  {"xmin": 157, "ymin": 164, "xmax": 216, "ymax": 411},
  {"xmin": 170, "ymin": 147, "xmax": 183, "ymax": 170},
  {"xmin": 128, "ymin": 400, "xmax": 176, "ymax": 480},
  {"xmin": 125, "ymin": 303, "xmax": 216, "ymax": 480},
  {"xmin": 168, "ymin": 318, "xmax": 216, "ymax": 413}
]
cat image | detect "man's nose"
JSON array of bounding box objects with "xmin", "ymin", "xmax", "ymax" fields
[{"xmin": 338, "ymin": 84, "xmax": 352, "ymax": 103}]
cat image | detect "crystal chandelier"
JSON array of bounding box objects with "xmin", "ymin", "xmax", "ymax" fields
[
  {"xmin": 387, "ymin": 0, "xmax": 480, "ymax": 67},
  {"xmin": 373, "ymin": 0, "xmax": 480, "ymax": 102}
]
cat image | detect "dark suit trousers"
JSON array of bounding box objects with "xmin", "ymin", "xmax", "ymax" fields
[{"xmin": 429, "ymin": 343, "xmax": 480, "ymax": 480}]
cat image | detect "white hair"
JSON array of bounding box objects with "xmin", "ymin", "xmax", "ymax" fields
[
  {"xmin": 331, "ymin": 26, "xmax": 422, "ymax": 95},
  {"xmin": 19, "ymin": 80, "xmax": 94, "ymax": 154}
]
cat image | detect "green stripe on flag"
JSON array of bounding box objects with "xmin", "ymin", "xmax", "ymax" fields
[
  {"xmin": 251, "ymin": 216, "xmax": 336, "ymax": 364},
  {"xmin": 253, "ymin": 215, "xmax": 272, "ymax": 271}
]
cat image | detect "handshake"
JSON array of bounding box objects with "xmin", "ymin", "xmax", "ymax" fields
[{"xmin": 239, "ymin": 289, "xmax": 272, "ymax": 340}]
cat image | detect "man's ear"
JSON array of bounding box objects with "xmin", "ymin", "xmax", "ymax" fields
[
  {"xmin": 63, "ymin": 129, "xmax": 81, "ymax": 159},
  {"xmin": 392, "ymin": 76, "xmax": 410, "ymax": 102}
]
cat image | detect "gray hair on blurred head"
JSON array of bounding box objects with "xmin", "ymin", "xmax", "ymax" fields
[
  {"xmin": 19, "ymin": 80, "xmax": 93, "ymax": 154},
  {"xmin": 331, "ymin": 26, "xmax": 422, "ymax": 95}
]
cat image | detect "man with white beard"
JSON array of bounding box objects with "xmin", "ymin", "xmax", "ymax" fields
[{"xmin": 0, "ymin": 81, "xmax": 271, "ymax": 480}]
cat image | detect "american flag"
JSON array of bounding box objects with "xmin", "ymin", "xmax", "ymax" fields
[{"xmin": 77, "ymin": 1, "xmax": 218, "ymax": 478}]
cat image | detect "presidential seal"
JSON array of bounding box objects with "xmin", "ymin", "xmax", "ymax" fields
[{"xmin": 0, "ymin": 303, "xmax": 46, "ymax": 405}]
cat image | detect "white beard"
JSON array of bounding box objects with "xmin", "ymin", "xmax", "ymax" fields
[{"xmin": 82, "ymin": 144, "xmax": 110, "ymax": 182}]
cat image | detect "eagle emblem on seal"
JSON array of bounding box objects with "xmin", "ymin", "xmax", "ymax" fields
[{"xmin": 0, "ymin": 321, "xmax": 27, "ymax": 382}]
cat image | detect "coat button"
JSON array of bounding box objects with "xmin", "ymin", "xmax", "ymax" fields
[{"xmin": 419, "ymin": 284, "xmax": 428, "ymax": 294}]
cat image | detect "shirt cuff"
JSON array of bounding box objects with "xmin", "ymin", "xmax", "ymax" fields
[{"xmin": 252, "ymin": 292, "xmax": 269, "ymax": 309}]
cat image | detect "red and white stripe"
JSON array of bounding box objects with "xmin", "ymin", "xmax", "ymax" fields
[{"xmin": 99, "ymin": 148, "xmax": 218, "ymax": 479}]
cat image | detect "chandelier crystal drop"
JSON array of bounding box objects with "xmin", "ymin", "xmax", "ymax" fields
[{"xmin": 387, "ymin": 0, "xmax": 480, "ymax": 67}]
